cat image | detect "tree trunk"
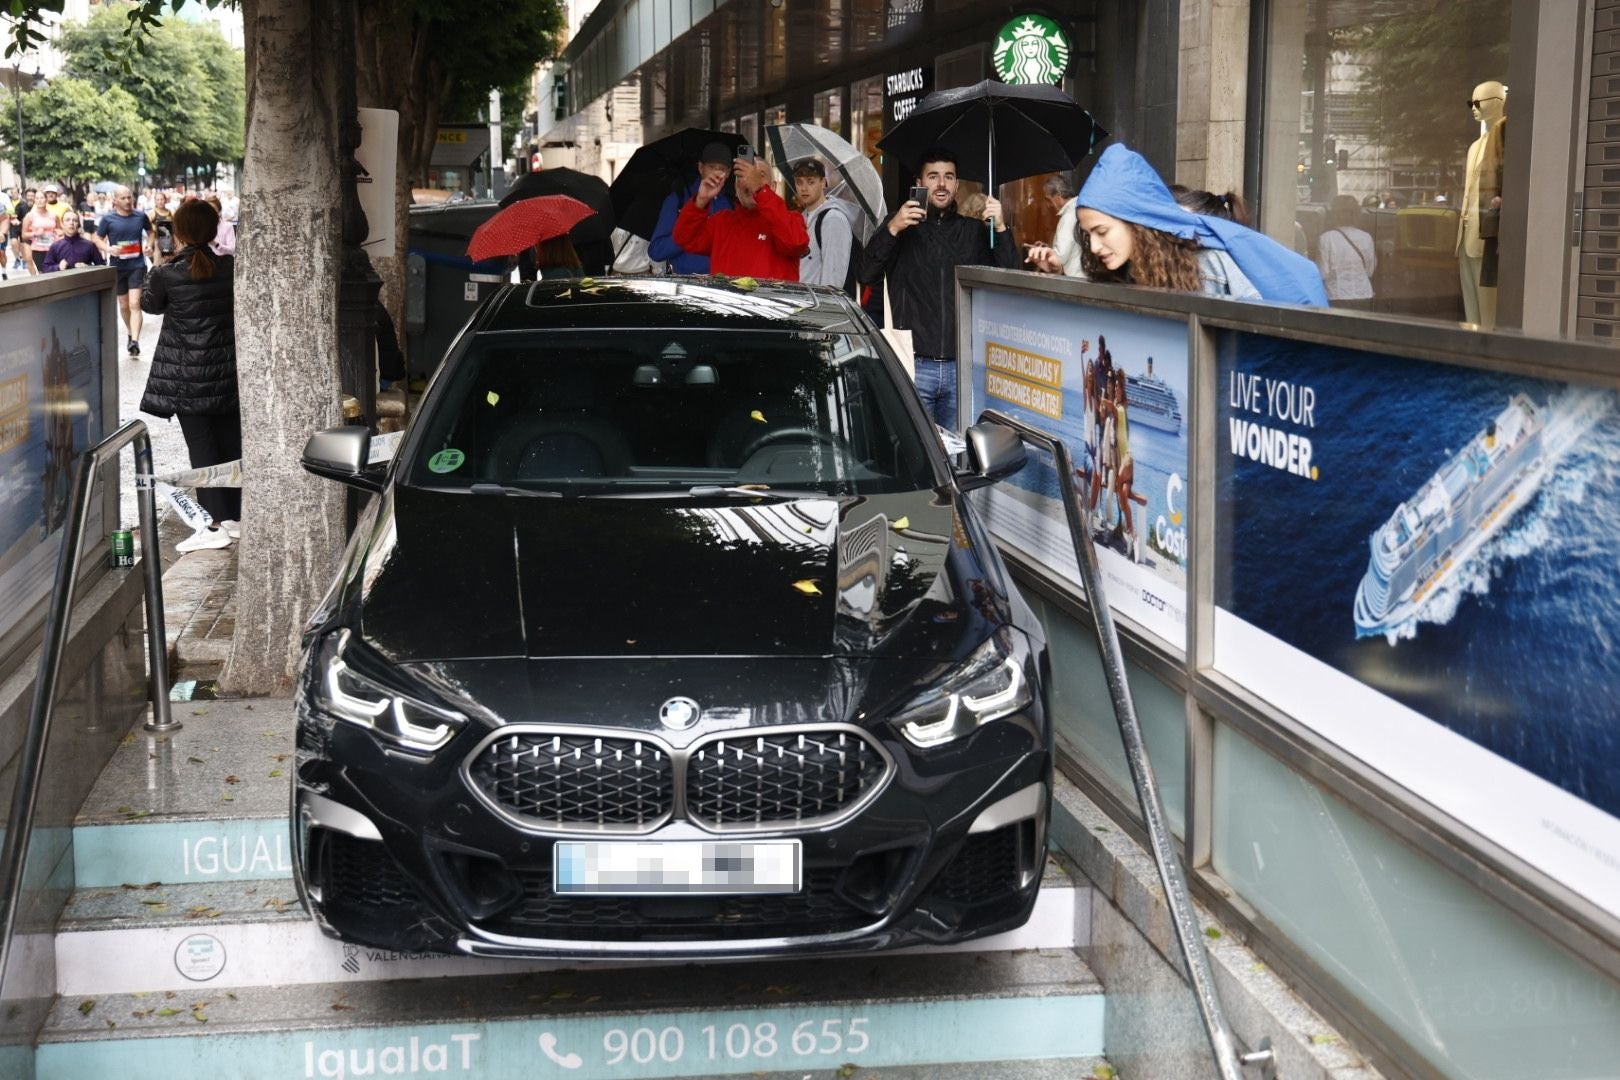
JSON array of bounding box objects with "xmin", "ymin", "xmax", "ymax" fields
[{"xmin": 220, "ymin": 0, "xmax": 347, "ymax": 695}]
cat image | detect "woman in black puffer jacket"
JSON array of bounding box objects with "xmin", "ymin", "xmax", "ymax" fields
[{"xmin": 141, "ymin": 199, "xmax": 240, "ymax": 550}]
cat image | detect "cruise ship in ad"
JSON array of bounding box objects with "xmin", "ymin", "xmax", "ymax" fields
[
  {"xmin": 1125, "ymin": 357, "xmax": 1183, "ymax": 433},
  {"xmin": 1354, "ymin": 394, "xmax": 1546, "ymax": 635}
]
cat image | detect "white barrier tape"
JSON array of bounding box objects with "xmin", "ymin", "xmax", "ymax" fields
[
  {"xmin": 158, "ymin": 482, "xmax": 214, "ymax": 531},
  {"xmin": 367, "ymin": 431, "xmax": 403, "ymax": 464},
  {"xmin": 135, "ymin": 459, "xmax": 244, "ymax": 488}
]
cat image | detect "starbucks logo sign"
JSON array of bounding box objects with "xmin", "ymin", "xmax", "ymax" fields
[{"xmin": 993, "ymin": 15, "xmax": 1070, "ymax": 86}]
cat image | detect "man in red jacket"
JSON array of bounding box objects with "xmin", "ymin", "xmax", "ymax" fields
[{"xmin": 673, "ymin": 147, "xmax": 808, "ymax": 280}]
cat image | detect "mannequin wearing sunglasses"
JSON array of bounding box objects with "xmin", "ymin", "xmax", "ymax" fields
[{"xmin": 1457, "ymin": 79, "xmax": 1506, "ymax": 329}]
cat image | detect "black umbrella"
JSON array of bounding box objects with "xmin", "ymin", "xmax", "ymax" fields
[
  {"xmin": 500, "ymin": 167, "xmax": 615, "ymax": 273},
  {"xmin": 610, "ymin": 128, "xmax": 745, "ymax": 240},
  {"xmin": 878, "ymin": 79, "xmax": 1108, "ymax": 211}
]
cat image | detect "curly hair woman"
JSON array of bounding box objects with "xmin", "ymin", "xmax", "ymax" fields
[{"xmin": 1041, "ymin": 145, "xmax": 1326, "ymax": 305}]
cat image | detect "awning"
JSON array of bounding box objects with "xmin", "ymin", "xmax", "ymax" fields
[{"xmin": 430, "ymin": 126, "xmax": 491, "ymax": 169}]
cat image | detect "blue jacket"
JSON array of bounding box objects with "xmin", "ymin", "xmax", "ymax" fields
[
  {"xmin": 1078, "ymin": 144, "xmax": 1328, "ymax": 306},
  {"xmin": 649, "ymin": 182, "xmax": 732, "ymax": 274}
]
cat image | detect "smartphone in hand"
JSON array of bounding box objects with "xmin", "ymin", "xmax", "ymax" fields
[{"xmin": 908, "ymin": 186, "xmax": 928, "ymax": 207}]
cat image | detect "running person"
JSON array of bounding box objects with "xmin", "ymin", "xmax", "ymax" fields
[
  {"xmin": 96, "ymin": 186, "xmax": 154, "ymax": 356},
  {"xmin": 22, "ymin": 191, "xmax": 59, "ymax": 275}
]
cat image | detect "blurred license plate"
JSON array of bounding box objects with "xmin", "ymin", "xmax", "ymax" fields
[{"xmin": 553, "ymin": 840, "xmax": 801, "ymax": 895}]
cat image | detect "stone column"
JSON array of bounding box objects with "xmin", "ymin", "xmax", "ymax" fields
[{"xmin": 1176, "ymin": 0, "xmax": 1251, "ymax": 195}]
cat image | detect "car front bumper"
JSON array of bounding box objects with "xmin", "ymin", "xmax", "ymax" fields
[{"xmin": 292, "ymin": 702, "xmax": 1051, "ymax": 960}]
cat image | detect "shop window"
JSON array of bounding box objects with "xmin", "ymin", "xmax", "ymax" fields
[
  {"xmin": 814, "ymin": 88, "xmax": 844, "ymax": 138},
  {"xmin": 764, "ymin": 105, "xmax": 789, "ymax": 198},
  {"xmin": 850, "ymin": 76, "xmax": 885, "ymax": 167},
  {"xmin": 1258, "ymin": 0, "xmax": 1511, "ymax": 325}
]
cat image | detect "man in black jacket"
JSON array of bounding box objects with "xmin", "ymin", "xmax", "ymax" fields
[{"xmin": 860, "ymin": 146, "xmax": 1019, "ymax": 428}]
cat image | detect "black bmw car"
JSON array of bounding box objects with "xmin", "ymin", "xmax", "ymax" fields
[{"xmin": 293, "ymin": 277, "xmax": 1049, "ymax": 959}]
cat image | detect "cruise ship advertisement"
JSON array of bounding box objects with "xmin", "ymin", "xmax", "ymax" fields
[
  {"xmin": 0, "ymin": 293, "xmax": 104, "ymax": 643},
  {"xmin": 965, "ymin": 288, "xmax": 1190, "ymax": 649},
  {"xmin": 1211, "ymin": 329, "xmax": 1620, "ymax": 916}
]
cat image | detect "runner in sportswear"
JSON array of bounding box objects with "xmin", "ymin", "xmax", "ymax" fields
[{"xmin": 96, "ymin": 186, "xmax": 155, "ymax": 356}]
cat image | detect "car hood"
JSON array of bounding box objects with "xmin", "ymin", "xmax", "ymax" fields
[{"xmin": 353, "ymin": 485, "xmax": 1006, "ymax": 663}]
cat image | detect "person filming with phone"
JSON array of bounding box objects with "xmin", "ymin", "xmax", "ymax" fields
[
  {"xmin": 673, "ymin": 143, "xmax": 809, "ymax": 281},
  {"xmin": 859, "ymin": 146, "xmax": 1019, "ymax": 429}
]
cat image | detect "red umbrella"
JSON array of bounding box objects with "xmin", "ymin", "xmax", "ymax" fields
[{"xmin": 465, "ymin": 195, "xmax": 597, "ymax": 263}]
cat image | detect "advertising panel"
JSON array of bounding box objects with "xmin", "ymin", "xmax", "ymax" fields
[
  {"xmin": 966, "ymin": 288, "xmax": 1189, "ymax": 648},
  {"xmin": 1213, "ymin": 330, "xmax": 1620, "ymax": 916},
  {"xmin": 0, "ymin": 292, "xmax": 104, "ymax": 643}
]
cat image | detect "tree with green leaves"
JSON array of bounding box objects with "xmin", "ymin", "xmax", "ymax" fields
[
  {"xmin": 4, "ymin": 0, "xmax": 562, "ymax": 692},
  {"xmin": 0, "ymin": 77, "xmax": 157, "ymax": 199},
  {"xmin": 57, "ymin": 6, "xmax": 244, "ymax": 179}
]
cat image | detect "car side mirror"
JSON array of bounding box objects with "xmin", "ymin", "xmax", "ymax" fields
[
  {"xmin": 956, "ymin": 423, "xmax": 1027, "ymax": 491},
  {"xmin": 301, "ymin": 426, "xmax": 386, "ymax": 492}
]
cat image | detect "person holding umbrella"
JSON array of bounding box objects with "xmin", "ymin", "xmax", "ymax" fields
[
  {"xmin": 859, "ymin": 146, "xmax": 1020, "ymax": 429},
  {"xmin": 650, "ymin": 142, "xmax": 734, "ymax": 274}
]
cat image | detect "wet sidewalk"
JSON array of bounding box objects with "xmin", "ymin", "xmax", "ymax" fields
[{"xmin": 154, "ymin": 511, "xmax": 237, "ymax": 691}]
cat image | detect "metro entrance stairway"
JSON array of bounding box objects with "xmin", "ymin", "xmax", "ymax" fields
[{"xmin": 32, "ymin": 698, "xmax": 1112, "ymax": 1079}]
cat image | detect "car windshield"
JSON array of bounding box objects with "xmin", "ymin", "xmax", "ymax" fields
[{"xmin": 406, "ymin": 329, "xmax": 938, "ymax": 495}]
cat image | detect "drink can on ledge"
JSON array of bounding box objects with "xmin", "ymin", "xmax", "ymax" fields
[{"xmin": 110, "ymin": 530, "xmax": 136, "ymax": 568}]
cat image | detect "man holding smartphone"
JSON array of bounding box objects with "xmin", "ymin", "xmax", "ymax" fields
[
  {"xmin": 673, "ymin": 143, "xmax": 809, "ymax": 281},
  {"xmin": 859, "ymin": 145, "xmax": 1019, "ymax": 429}
]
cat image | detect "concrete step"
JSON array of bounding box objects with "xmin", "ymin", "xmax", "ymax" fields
[
  {"xmin": 72, "ymin": 698, "xmax": 292, "ymax": 887},
  {"xmin": 56, "ymin": 854, "xmax": 1084, "ymax": 995},
  {"xmin": 37, "ymin": 949, "xmax": 1106, "ymax": 1080}
]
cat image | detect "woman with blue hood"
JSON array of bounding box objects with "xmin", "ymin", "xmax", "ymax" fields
[{"xmin": 1059, "ymin": 144, "xmax": 1327, "ymax": 306}]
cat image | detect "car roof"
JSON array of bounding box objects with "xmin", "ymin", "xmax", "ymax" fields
[{"xmin": 473, "ymin": 276, "xmax": 868, "ymax": 335}]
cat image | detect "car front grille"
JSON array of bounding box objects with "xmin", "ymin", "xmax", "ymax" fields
[
  {"xmin": 318, "ymin": 831, "xmax": 418, "ymax": 911},
  {"xmin": 926, "ymin": 824, "xmax": 1023, "ymax": 906},
  {"xmin": 466, "ymin": 726, "xmax": 890, "ymax": 834},
  {"xmin": 685, "ymin": 730, "xmax": 888, "ymax": 829},
  {"xmin": 482, "ymin": 864, "xmax": 870, "ymax": 941},
  {"xmin": 468, "ymin": 732, "xmax": 675, "ymax": 829}
]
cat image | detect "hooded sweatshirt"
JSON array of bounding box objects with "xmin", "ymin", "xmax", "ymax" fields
[
  {"xmin": 1078, "ymin": 144, "xmax": 1328, "ymax": 306},
  {"xmin": 673, "ymin": 186, "xmax": 810, "ymax": 281}
]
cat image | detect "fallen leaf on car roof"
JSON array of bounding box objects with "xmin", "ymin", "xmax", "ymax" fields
[{"xmin": 749, "ymin": 410, "xmax": 766, "ymax": 423}]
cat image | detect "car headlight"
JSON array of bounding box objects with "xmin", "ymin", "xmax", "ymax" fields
[
  {"xmin": 895, "ymin": 631, "xmax": 1033, "ymax": 748},
  {"xmin": 310, "ymin": 630, "xmax": 465, "ymax": 753}
]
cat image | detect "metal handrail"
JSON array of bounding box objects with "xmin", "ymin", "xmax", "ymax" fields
[
  {"xmin": 977, "ymin": 408, "xmax": 1274, "ymax": 1080},
  {"xmin": 0, "ymin": 420, "xmax": 174, "ymax": 980}
]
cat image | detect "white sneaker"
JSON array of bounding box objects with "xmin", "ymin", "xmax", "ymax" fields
[
  {"xmin": 176, "ymin": 527, "xmax": 232, "ymax": 553},
  {"xmin": 219, "ymin": 519, "xmax": 241, "ymax": 539}
]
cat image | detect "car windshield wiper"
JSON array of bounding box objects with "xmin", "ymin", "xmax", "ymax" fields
[
  {"xmin": 467, "ymin": 482, "xmax": 564, "ymax": 497},
  {"xmin": 686, "ymin": 484, "xmax": 838, "ymax": 501}
]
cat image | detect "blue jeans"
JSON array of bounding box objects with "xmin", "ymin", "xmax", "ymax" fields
[{"xmin": 913, "ymin": 356, "xmax": 958, "ymax": 430}]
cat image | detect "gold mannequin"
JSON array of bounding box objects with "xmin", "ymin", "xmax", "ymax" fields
[{"xmin": 1457, "ymin": 80, "xmax": 1506, "ymax": 328}]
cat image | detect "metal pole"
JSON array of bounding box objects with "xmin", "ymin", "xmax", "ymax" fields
[
  {"xmin": 488, "ymin": 88, "xmax": 503, "ymax": 201},
  {"xmin": 13, "ymin": 66, "xmax": 26, "ymax": 190},
  {"xmin": 137, "ymin": 433, "xmax": 175, "ymax": 732},
  {"xmin": 977, "ymin": 408, "xmax": 1273, "ymax": 1080}
]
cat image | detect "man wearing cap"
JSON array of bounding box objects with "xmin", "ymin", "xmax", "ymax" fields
[
  {"xmin": 674, "ymin": 145, "xmax": 809, "ymax": 281},
  {"xmin": 650, "ymin": 141, "xmax": 734, "ymax": 274},
  {"xmin": 794, "ymin": 159, "xmax": 857, "ymax": 293}
]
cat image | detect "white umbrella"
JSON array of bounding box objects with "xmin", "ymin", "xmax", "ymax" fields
[{"xmin": 765, "ymin": 123, "xmax": 887, "ymax": 244}]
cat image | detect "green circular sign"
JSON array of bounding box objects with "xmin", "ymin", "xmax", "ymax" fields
[
  {"xmin": 993, "ymin": 15, "xmax": 1071, "ymax": 86},
  {"xmin": 427, "ymin": 448, "xmax": 466, "ymax": 474}
]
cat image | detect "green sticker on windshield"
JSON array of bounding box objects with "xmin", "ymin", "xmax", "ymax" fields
[{"xmin": 427, "ymin": 448, "xmax": 465, "ymax": 474}]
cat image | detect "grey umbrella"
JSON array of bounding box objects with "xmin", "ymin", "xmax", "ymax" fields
[{"xmin": 765, "ymin": 122, "xmax": 886, "ymax": 244}]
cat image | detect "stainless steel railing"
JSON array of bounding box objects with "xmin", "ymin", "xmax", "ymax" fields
[
  {"xmin": 977, "ymin": 408, "xmax": 1276, "ymax": 1080},
  {"xmin": 0, "ymin": 420, "xmax": 175, "ymax": 979}
]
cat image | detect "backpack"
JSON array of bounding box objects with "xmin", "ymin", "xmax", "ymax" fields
[{"xmin": 813, "ymin": 203, "xmax": 863, "ymax": 299}]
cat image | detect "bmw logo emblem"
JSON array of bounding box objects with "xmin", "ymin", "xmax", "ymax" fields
[{"xmin": 659, "ymin": 697, "xmax": 700, "ymax": 731}]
